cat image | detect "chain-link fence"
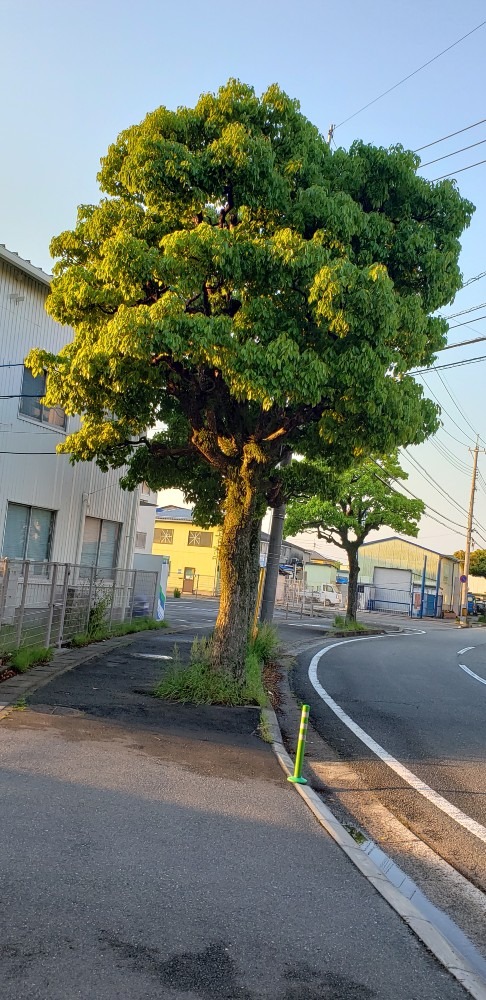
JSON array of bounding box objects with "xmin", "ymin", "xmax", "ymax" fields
[{"xmin": 0, "ymin": 559, "xmax": 159, "ymax": 652}]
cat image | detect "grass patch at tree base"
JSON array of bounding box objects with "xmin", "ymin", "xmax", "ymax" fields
[{"xmin": 332, "ymin": 615, "xmax": 371, "ymax": 633}]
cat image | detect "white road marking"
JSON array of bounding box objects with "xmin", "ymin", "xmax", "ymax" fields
[
  {"xmin": 308, "ymin": 636, "xmax": 486, "ymax": 845},
  {"xmin": 133, "ymin": 654, "xmax": 173, "ymax": 660},
  {"xmin": 459, "ymin": 663, "xmax": 486, "ymax": 687},
  {"xmin": 281, "ymin": 622, "xmax": 332, "ymax": 629},
  {"xmin": 457, "ymin": 646, "xmax": 475, "ymax": 655}
]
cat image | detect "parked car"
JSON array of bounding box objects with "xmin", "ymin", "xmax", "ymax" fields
[
  {"xmin": 475, "ymin": 598, "xmax": 486, "ymax": 615},
  {"xmin": 305, "ymin": 584, "xmax": 342, "ymax": 607}
]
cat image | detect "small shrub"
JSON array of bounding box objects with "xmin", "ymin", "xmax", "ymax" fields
[
  {"xmin": 11, "ymin": 646, "xmax": 53, "ymax": 673},
  {"xmin": 87, "ymin": 592, "xmax": 112, "ymax": 636},
  {"xmin": 173, "ymin": 588, "xmax": 181, "ymax": 599}
]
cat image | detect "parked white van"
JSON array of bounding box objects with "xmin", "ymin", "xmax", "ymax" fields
[{"xmin": 305, "ymin": 584, "xmax": 342, "ymax": 607}]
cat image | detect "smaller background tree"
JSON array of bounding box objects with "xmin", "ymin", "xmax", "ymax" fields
[
  {"xmin": 284, "ymin": 454, "xmax": 424, "ymax": 620},
  {"xmin": 454, "ymin": 549, "xmax": 486, "ymax": 579}
]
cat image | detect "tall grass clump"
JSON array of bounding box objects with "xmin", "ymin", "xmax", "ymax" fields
[{"xmin": 155, "ymin": 625, "xmax": 279, "ymax": 706}]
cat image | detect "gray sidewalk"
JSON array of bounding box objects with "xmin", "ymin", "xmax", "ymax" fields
[{"xmin": 0, "ymin": 629, "xmax": 469, "ymax": 999}]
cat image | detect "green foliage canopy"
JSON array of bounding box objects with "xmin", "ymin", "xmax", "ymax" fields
[{"xmin": 27, "ymin": 79, "xmax": 473, "ymax": 504}]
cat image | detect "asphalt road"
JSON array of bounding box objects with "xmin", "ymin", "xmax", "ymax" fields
[
  {"xmin": 291, "ymin": 628, "xmax": 486, "ymax": 893},
  {"xmin": 0, "ymin": 614, "xmax": 472, "ymax": 999}
]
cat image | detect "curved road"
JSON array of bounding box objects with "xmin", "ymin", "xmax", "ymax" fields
[{"xmin": 293, "ymin": 628, "xmax": 486, "ymax": 892}]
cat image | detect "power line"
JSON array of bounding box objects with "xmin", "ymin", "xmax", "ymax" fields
[
  {"xmin": 462, "ymin": 269, "xmax": 486, "ymax": 287},
  {"xmin": 336, "ymin": 19, "xmax": 486, "ymax": 129},
  {"xmin": 414, "ymin": 353, "xmax": 486, "ymax": 373},
  {"xmin": 402, "ymin": 448, "xmax": 486, "ymax": 537},
  {"xmin": 420, "ymin": 136, "xmax": 486, "ymax": 168},
  {"xmin": 432, "ymin": 365, "xmax": 477, "ymax": 436},
  {"xmin": 448, "ymin": 314, "xmax": 486, "ymax": 330},
  {"xmin": 0, "ymin": 451, "xmax": 61, "ymax": 455},
  {"xmin": 441, "ymin": 335, "xmax": 486, "ymax": 351},
  {"xmin": 414, "ymin": 117, "xmax": 486, "ymax": 153},
  {"xmin": 443, "ymin": 301, "xmax": 486, "ymax": 320},
  {"xmin": 418, "ymin": 373, "xmax": 476, "ymax": 442},
  {"xmin": 430, "ymin": 437, "xmax": 469, "ymax": 474},
  {"xmin": 401, "ymin": 450, "xmax": 470, "ymax": 520},
  {"xmin": 440, "ymin": 425, "xmax": 473, "ymax": 448},
  {"xmin": 371, "ymin": 461, "xmax": 468, "ymax": 531},
  {"xmin": 433, "ymin": 156, "xmax": 486, "ymax": 181}
]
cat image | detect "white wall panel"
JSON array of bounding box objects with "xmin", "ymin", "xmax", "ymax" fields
[{"xmin": 0, "ymin": 254, "xmax": 138, "ymax": 566}]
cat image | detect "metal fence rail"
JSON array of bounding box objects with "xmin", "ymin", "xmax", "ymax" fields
[{"xmin": 0, "ymin": 559, "xmax": 158, "ymax": 652}]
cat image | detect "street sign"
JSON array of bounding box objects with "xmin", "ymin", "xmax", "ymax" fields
[{"xmin": 460, "ymin": 574, "xmax": 467, "ymax": 583}]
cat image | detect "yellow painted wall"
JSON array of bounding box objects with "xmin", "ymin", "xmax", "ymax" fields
[{"xmin": 152, "ymin": 517, "xmax": 222, "ymax": 594}]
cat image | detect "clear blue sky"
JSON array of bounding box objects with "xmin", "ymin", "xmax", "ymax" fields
[{"xmin": 1, "ymin": 0, "xmax": 486, "ymax": 557}]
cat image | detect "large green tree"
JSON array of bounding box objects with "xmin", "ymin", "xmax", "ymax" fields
[
  {"xmin": 285, "ymin": 454, "xmax": 424, "ymax": 620},
  {"xmin": 28, "ymin": 80, "xmax": 472, "ymax": 679}
]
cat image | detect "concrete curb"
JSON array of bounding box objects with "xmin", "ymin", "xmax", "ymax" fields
[
  {"xmin": 262, "ymin": 705, "xmax": 486, "ymax": 1000},
  {"xmin": 0, "ymin": 626, "xmax": 177, "ymax": 723}
]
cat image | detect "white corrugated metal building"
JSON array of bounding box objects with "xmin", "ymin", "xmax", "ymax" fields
[{"xmin": 0, "ymin": 244, "xmax": 151, "ymax": 572}]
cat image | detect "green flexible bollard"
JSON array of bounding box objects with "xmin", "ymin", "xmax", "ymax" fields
[{"xmin": 288, "ymin": 704, "xmax": 309, "ymax": 784}]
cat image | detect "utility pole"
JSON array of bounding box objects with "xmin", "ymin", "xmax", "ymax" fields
[
  {"xmin": 259, "ymin": 450, "xmax": 292, "ymax": 623},
  {"xmin": 327, "ymin": 124, "xmax": 335, "ymax": 147},
  {"xmin": 460, "ymin": 437, "xmax": 484, "ymax": 621}
]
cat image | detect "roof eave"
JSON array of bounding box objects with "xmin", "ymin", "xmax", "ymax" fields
[{"xmin": 0, "ymin": 244, "xmax": 51, "ymax": 288}]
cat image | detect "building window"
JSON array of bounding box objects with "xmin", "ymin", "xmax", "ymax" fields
[
  {"xmin": 135, "ymin": 531, "xmax": 147, "ymax": 550},
  {"xmin": 80, "ymin": 517, "xmax": 120, "ymax": 577},
  {"xmin": 2, "ymin": 503, "xmax": 55, "ymax": 562},
  {"xmin": 19, "ymin": 367, "xmax": 67, "ymax": 430},
  {"xmin": 188, "ymin": 530, "xmax": 213, "ymax": 547},
  {"xmin": 154, "ymin": 527, "xmax": 174, "ymax": 544}
]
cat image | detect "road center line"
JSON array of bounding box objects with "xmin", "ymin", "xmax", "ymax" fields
[
  {"xmin": 457, "ymin": 646, "xmax": 475, "ymax": 655},
  {"xmin": 459, "ymin": 663, "xmax": 486, "ymax": 687},
  {"xmin": 308, "ymin": 637, "xmax": 486, "ymax": 846}
]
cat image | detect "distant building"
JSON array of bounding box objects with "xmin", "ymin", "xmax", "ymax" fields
[
  {"xmin": 152, "ymin": 506, "xmax": 222, "ymax": 595},
  {"xmin": 357, "ymin": 536, "xmax": 460, "ymax": 616}
]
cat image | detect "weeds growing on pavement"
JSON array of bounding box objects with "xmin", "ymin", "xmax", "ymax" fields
[
  {"xmin": 10, "ymin": 646, "xmax": 53, "ymax": 673},
  {"xmin": 155, "ymin": 624, "xmax": 279, "ymax": 706},
  {"xmin": 72, "ymin": 617, "xmax": 167, "ymax": 647},
  {"xmin": 258, "ymin": 711, "xmax": 274, "ymax": 744}
]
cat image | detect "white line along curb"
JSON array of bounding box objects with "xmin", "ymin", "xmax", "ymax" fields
[
  {"xmin": 262, "ymin": 702, "xmax": 486, "ymax": 1000},
  {"xmin": 308, "ymin": 636, "xmax": 486, "ymax": 845}
]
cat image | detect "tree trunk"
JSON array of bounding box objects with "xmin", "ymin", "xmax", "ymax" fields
[
  {"xmin": 346, "ymin": 546, "xmax": 360, "ymax": 622},
  {"xmin": 212, "ymin": 469, "xmax": 261, "ymax": 680}
]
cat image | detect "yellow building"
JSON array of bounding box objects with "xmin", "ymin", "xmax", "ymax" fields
[{"xmin": 152, "ymin": 506, "xmax": 221, "ymax": 596}]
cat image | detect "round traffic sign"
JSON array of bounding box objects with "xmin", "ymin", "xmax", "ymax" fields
[{"xmin": 460, "ymin": 574, "xmax": 467, "ymax": 583}]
